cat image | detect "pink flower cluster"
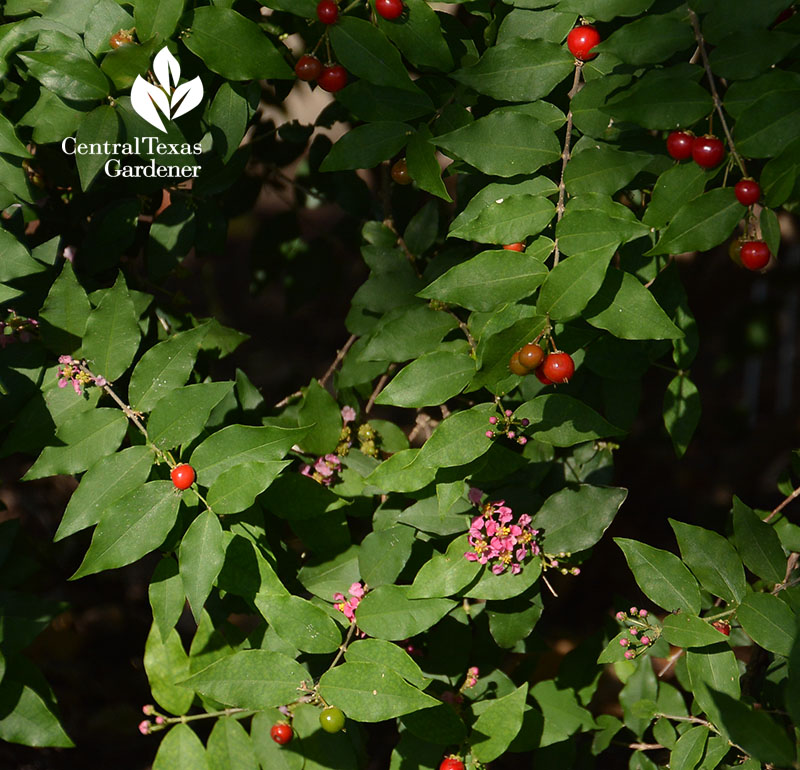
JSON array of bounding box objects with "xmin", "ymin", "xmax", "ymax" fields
[
  {"xmin": 1, "ymin": 309, "xmax": 39, "ymax": 347},
  {"xmin": 333, "ymin": 582, "xmax": 365, "ymax": 623},
  {"xmin": 301, "ymin": 453, "xmax": 341, "ymax": 486},
  {"xmin": 57, "ymin": 355, "xmax": 106, "ymax": 394},
  {"xmin": 464, "ymin": 500, "xmax": 541, "ymax": 575},
  {"xmin": 615, "ymin": 607, "xmax": 655, "ymax": 660},
  {"xmin": 463, "ymin": 666, "xmax": 479, "ymax": 689}
]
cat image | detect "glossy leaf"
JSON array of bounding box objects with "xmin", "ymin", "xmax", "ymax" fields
[
  {"xmin": 206, "ymin": 461, "xmax": 289, "ymax": 515},
  {"xmin": 144, "ymin": 625, "xmax": 193, "ymax": 715},
  {"xmin": 358, "ymin": 526, "xmax": 416, "ymax": 587},
  {"xmin": 663, "ymin": 375, "xmax": 700, "ymax": 458},
  {"xmin": 153, "ymin": 724, "xmax": 209, "ymax": 770},
  {"xmin": 417, "ymin": 403, "xmax": 495, "ymax": 468},
  {"xmin": 321, "ymin": 122, "xmax": 410, "ymax": 172},
  {"xmin": 669, "ymin": 725, "xmax": 707, "ymax": 770},
  {"xmin": 514, "ymin": 395, "xmax": 624, "ymax": 447},
  {"xmin": 207, "ymin": 715, "xmax": 258, "ymax": 770},
  {"xmin": 147, "ymin": 382, "xmax": 233, "ymax": 450},
  {"xmin": 135, "ymin": 0, "xmax": 185, "ymax": 41},
  {"xmin": 661, "ymin": 614, "xmax": 731, "ymax": 648},
  {"xmin": 537, "ymin": 253, "xmax": 613, "ymax": 321},
  {"xmin": 18, "ymin": 50, "xmax": 110, "ymax": 102},
  {"xmin": 470, "ymin": 684, "xmax": 528, "ymax": 762},
  {"xmin": 255, "ymin": 594, "xmax": 341, "ymax": 654},
  {"xmin": 731, "ymin": 496, "xmax": 786, "ymax": 583},
  {"xmin": 345, "ymin": 639, "xmax": 430, "ymax": 690},
  {"xmin": 737, "ymin": 592, "xmax": 796, "ymax": 656},
  {"xmin": 355, "ymin": 585, "xmax": 456, "ymax": 640},
  {"xmin": 149, "ymin": 557, "xmax": 185, "ymax": 642},
  {"xmin": 297, "ymin": 379, "xmax": 343, "ymax": 456},
  {"xmin": 376, "ymin": 351, "xmax": 475, "ymax": 408},
  {"xmin": 408, "ymin": 535, "xmax": 482, "ymax": 599},
  {"xmin": 685, "ymin": 643, "xmax": 740, "ymax": 725},
  {"xmin": 179, "ymin": 510, "xmax": 225, "ymax": 621}
]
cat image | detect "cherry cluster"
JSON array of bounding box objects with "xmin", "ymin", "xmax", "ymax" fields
[{"xmin": 509, "ymin": 341, "xmax": 575, "ymax": 385}]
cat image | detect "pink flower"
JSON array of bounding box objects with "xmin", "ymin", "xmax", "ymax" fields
[
  {"xmin": 138, "ymin": 720, "xmax": 151, "ymax": 735},
  {"xmin": 468, "ymin": 487, "xmax": 483, "ymax": 505},
  {"xmin": 155, "ymin": 716, "xmax": 165, "ymax": 725},
  {"xmin": 349, "ymin": 582, "xmax": 365, "ymax": 599},
  {"xmin": 615, "ymin": 611, "xmax": 625, "ymax": 621},
  {"xmin": 332, "ymin": 592, "xmax": 345, "ymax": 603},
  {"xmin": 639, "ymin": 609, "xmax": 648, "ymax": 617},
  {"xmin": 640, "ymin": 636, "xmax": 651, "ymax": 646},
  {"xmin": 142, "ymin": 705, "xmax": 154, "ymax": 715},
  {"xmin": 465, "ymin": 552, "xmax": 479, "ymax": 561},
  {"xmin": 301, "ymin": 464, "xmax": 313, "ymax": 478},
  {"xmin": 341, "ymin": 405, "xmax": 356, "ymax": 423},
  {"xmin": 510, "ymin": 563, "xmax": 521, "ymax": 574},
  {"xmin": 58, "ymin": 378, "xmax": 68, "ymax": 388},
  {"xmin": 491, "ymin": 564, "xmax": 505, "ymax": 575},
  {"xmin": 624, "ymin": 650, "xmax": 634, "ymax": 660},
  {"xmin": 517, "ymin": 514, "xmax": 531, "ymax": 528},
  {"xmin": 58, "ymin": 355, "xmax": 72, "ymax": 364},
  {"xmin": 94, "ymin": 376, "xmax": 107, "ymax": 387}
]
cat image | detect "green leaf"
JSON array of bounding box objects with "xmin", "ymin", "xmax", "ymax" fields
[
  {"xmin": 321, "ymin": 122, "xmax": 410, "ymax": 172},
  {"xmin": 0, "ymin": 112, "xmax": 31, "ymax": 158},
  {"xmin": 737, "ymin": 592, "xmax": 796, "ymax": 656},
  {"xmin": 153, "ymin": 724, "xmax": 209, "ymax": 770},
  {"xmin": 669, "ymin": 725, "xmax": 707, "ymax": 770},
  {"xmin": 470, "ymin": 684, "xmax": 528, "ymax": 763},
  {"xmin": 206, "ymin": 461, "xmax": 288, "ymax": 515},
  {"xmin": 135, "ymin": 0, "xmax": 185, "ymax": 41},
  {"xmin": 191, "ymin": 424, "xmax": 310, "ymax": 486},
  {"xmin": 335, "ymin": 80, "xmax": 433, "ymax": 123},
  {"xmin": 128, "ymin": 325, "xmax": 210, "ymax": 412},
  {"xmin": 449, "ymin": 200, "xmax": 555, "ymax": 249},
  {"xmin": 319, "ymin": 661, "xmax": 437, "ymax": 722},
  {"xmin": 179, "ymin": 511, "xmax": 225, "ymax": 622},
  {"xmin": 661, "ymin": 614, "xmax": 731, "ymax": 648},
  {"xmin": 71, "ymin": 481, "xmax": 182, "ymax": 578},
  {"xmin": 182, "ymin": 650, "xmax": 309, "ymax": 709},
  {"xmin": 0, "ymin": 229, "xmax": 46, "ymax": 284},
  {"xmin": 149, "ymin": 557, "xmax": 185, "ymax": 643},
  {"xmin": 297, "ymin": 379, "xmax": 343, "ymax": 456},
  {"xmin": 417, "ymin": 403, "xmax": 495, "ymax": 468},
  {"xmin": 82, "ymin": 273, "xmax": 141, "ymax": 381},
  {"xmin": 209, "ymin": 82, "xmax": 251, "ymax": 164},
  {"xmin": 376, "ymin": 351, "xmax": 475, "ymax": 408},
  {"xmin": 260, "ymin": 473, "xmax": 349, "ymax": 520},
  {"xmin": 710, "ymin": 29, "xmax": 799, "ymax": 81},
  {"xmin": 408, "ymin": 535, "xmax": 482, "ymax": 599},
  {"xmin": 565, "ymin": 146, "xmax": 651, "ymax": 197},
  {"xmin": 183, "ymin": 7, "xmax": 292, "ymax": 80},
  {"xmin": 556, "ymin": 0, "xmax": 654, "ymax": 21},
  {"xmin": 255, "ymin": 594, "xmax": 341, "ymax": 654},
  {"xmin": 643, "ymin": 162, "xmax": 709, "ymax": 229},
  {"xmin": 376, "ymin": 0, "xmax": 452, "ymax": 70},
  {"xmin": 330, "ymin": 17, "xmax": 416, "ymax": 91},
  {"xmin": 533, "ymin": 485, "xmax": 627, "ymax": 553},
  {"xmin": 514, "ymin": 395, "xmax": 624, "ymax": 447},
  {"xmin": 596, "ymin": 13, "xmax": 694, "ymax": 65},
  {"xmin": 585, "ymin": 270, "xmax": 682, "ymax": 340},
  {"xmin": 207, "ymin": 716, "xmax": 258, "ymax": 770},
  {"xmin": 615, "ymin": 538, "xmax": 702, "ymax": 613},
  {"xmin": 669, "ymin": 520, "xmax": 746, "ymax": 604},
  {"xmin": 144, "ymin": 625, "xmax": 194, "ymax": 715},
  {"xmin": 345, "ymin": 639, "xmax": 430, "ymax": 690},
  {"xmin": 464, "ymin": 558, "xmax": 542, "ymax": 601},
  {"xmin": 405, "ymin": 126, "xmax": 452, "ymax": 202},
  {"xmin": 487, "ymin": 593, "xmax": 543, "ymax": 648},
  {"xmin": 734, "ymin": 89, "xmax": 800, "ymax": 158},
  {"xmin": 355, "ymin": 585, "xmax": 456, "ymax": 640},
  {"xmin": 360, "ymin": 304, "xmax": 458, "ymax": 362},
  {"xmin": 400, "ymin": 703, "xmax": 467, "ymax": 746},
  {"xmin": 55, "ymin": 445, "xmax": 154, "ymax": 541},
  {"xmin": 537, "ymin": 253, "xmax": 612, "ymax": 321},
  {"xmin": 662, "ymin": 375, "xmax": 700, "ymax": 458},
  {"xmin": 75, "ymin": 105, "xmax": 120, "ymax": 190},
  {"xmin": 436, "ymin": 112, "xmax": 560, "ymax": 177},
  {"xmin": 358, "ymin": 525, "xmax": 416, "ymax": 588},
  {"xmin": 18, "ymin": 49, "xmax": 109, "ymax": 101},
  {"xmin": 38, "ymin": 261, "xmax": 91, "ymax": 355},
  {"xmin": 731, "ymin": 496, "xmax": 786, "ymax": 583},
  {"xmin": 685, "ymin": 643, "xmax": 740, "ymax": 724},
  {"xmin": 147, "ymin": 382, "xmax": 234, "ymax": 451},
  {"xmin": 298, "ymin": 545, "xmax": 361, "ymax": 601},
  {"xmin": 530, "ymin": 679, "xmax": 594, "ymax": 746},
  {"xmin": 366, "ymin": 449, "xmax": 436, "ymax": 494}
]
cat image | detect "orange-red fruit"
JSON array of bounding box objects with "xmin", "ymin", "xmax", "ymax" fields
[
  {"xmin": 712, "ymin": 621, "xmax": 731, "ymax": 636},
  {"xmin": 518, "ymin": 343, "xmax": 545, "ymax": 370},
  {"xmin": 567, "ymin": 25, "xmax": 601, "ymax": 61},
  {"xmin": 317, "ymin": 0, "xmax": 339, "ymax": 23},
  {"xmin": 391, "ymin": 158, "xmax": 411, "ymax": 185},
  {"xmin": 295, "ymin": 55, "xmax": 323, "ymax": 82},
  {"xmin": 503, "ymin": 242, "xmax": 525, "ymax": 251},
  {"xmin": 739, "ymin": 240, "xmax": 770, "ymax": 271},
  {"xmin": 666, "ymin": 130, "xmax": 694, "ymax": 161},
  {"xmin": 692, "ymin": 135, "xmax": 725, "ymax": 168},
  {"xmin": 534, "ymin": 366, "xmax": 554, "ymax": 386},
  {"xmin": 171, "ymin": 464, "xmax": 195, "ymax": 490},
  {"xmin": 376, "ymin": 0, "xmax": 404, "ymax": 20},
  {"xmin": 509, "ymin": 351, "xmax": 530, "ymax": 376},
  {"xmin": 270, "ymin": 723, "xmax": 293, "ymax": 745},
  {"xmin": 318, "ymin": 64, "xmax": 347, "ymax": 92},
  {"xmin": 110, "ymin": 30, "xmax": 134, "ymax": 49},
  {"xmin": 439, "ymin": 759, "xmax": 465, "ymax": 770},
  {"xmin": 542, "ymin": 352, "xmax": 575, "ymax": 384},
  {"xmin": 734, "ymin": 179, "xmax": 760, "ymax": 206}
]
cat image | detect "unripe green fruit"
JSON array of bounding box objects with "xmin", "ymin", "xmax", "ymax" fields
[{"xmin": 320, "ymin": 706, "xmax": 345, "ymax": 733}]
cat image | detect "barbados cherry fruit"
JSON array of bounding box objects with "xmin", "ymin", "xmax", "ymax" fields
[
  {"xmin": 692, "ymin": 135, "xmax": 725, "ymax": 169},
  {"xmin": 171, "ymin": 464, "xmax": 195, "ymax": 490},
  {"xmin": 317, "ymin": 0, "xmax": 339, "ymax": 23},
  {"xmin": 391, "ymin": 158, "xmax": 411, "ymax": 185},
  {"xmin": 567, "ymin": 25, "xmax": 601, "ymax": 61},
  {"xmin": 666, "ymin": 130, "xmax": 694, "ymax": 161},
  {"xmin": 535, "ymin": 367, "xmax": 555, "ymax": 386},
  {"xmin": 295, "ymin": 55, "xmax": 323, "ymax": 82},
  {"xmin": 376, "ymin": 0, "xmax": 404, "ymax": 20},
  {"xmin": 542, "ymin": 352, "xmax": 575, "ymax": 384},
  {"xmin": 739, "ymin": 240, "xmax": 770, "ymax": 271},
  {"xmin": 439, "ymin": 758, "xmax": 465, "ymax": 770},
  {"xmin": 318, "ymin": 64, "xmax": 347, "ymax": 93},
  {"xmin": 735, "ymin": 179, "xmax": 761, "ymax": 206},
  {"xmin": 109, "ymin": 29, "xmax": 135, "ymax": 49},
  {"xmin": 319, "ymin": 706, "xmax": 345, "ymax": 733},
  {"xmin": 270, "ymin": 722, "xmax": 293, "ymax": 745},
  {"xmin": 503, "ymin": 242, "xmax": 525, "ymax": 251},
  {"xmin": 712, "ymin": 620, "xmax": 731, "ymax": 636},
  {"xmin": 519, "ymin": 343, "xmax": 545, "ymax": 370},
  {"xmin": 509, "ymin": 351, "xmax": 530, "ymax": 376}
]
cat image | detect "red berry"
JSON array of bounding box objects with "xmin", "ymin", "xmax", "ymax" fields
[
  {"xmin": 439, "ymin": 759, "xmax": 465, "ymax": 770},
  {"xmin": 692, "ymin": 135, "xmax": 725, "ymax": 169},
  {"xmin": 712, "ymin": 621, "xmax": 731, "ymax": 636},
  {"xmin": 509, "ymin": 351, "xmax": 530, "ymax": 376},
  {"xmin": 666, "ymin": 130, "xmax": 694, "ymax": 161},
  {"xmin": 567, "ymin": 25, "xmax": 601, "ymax": 61},
  {"xmin": 376, "ymin": 0, "xmax": 404, "ymax": 20},
  {"xmin": 734, "ymin": 179, "xmax": 761, "ymax": 206},
  {"xmin": 270, "ymin": 723, "xmax": 293, "ymax": 745},
  {"xmin": 110, "ymin": 30, "xmax": 135, "ymax": 49},
  {"xmin": 534, "ymin": 366, "xmax": 554, "ymax": 386},
  {"xmin": 295, "ymin": 55, "xmax": 323, "ymax": 82},
  {"xmin": 316, "ymin": 0, "xmax": 339, "ymax": 24},
  {"xmin": 171, "ymin": 464, "xmax": 195, "ymax": 490},
  {"xmin": 391, "ymin": 158, "xmax": 411, "ymax": 185},
  {"xmin": 318, "ymin": 64, "xmax": 347, "ymax": 93},
  {"xmin": 518, "ymin": 343, "xmax": 544, "ymax": 370},
  {"xmin": 542, "ymin": 352, "xmax": 575, "ymax": 384},
  {"xmin": 739, "ymin": 240, "xmax": 771, "ymax": 271},
  {"xmin": 503, "ymin": 242, "xmax": 525, "ymax": 252}
]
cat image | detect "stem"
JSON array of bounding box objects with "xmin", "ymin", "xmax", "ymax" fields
[
  {"xmin": 327, "ymin": 622, "xmax": 357, "ymax": 673},
  {"xmin": 446, "ymin": 310, "xmax": 477, "ymax": 354},
  {"xmin": 553, "ymin": 64, "xmax": 584, "ymax": 267},
  {"xmin": 703, "ymin": 608, "xmax": 736, "ymax": 622},
  {"xmin": 319, "ymin": 334, "xmax": 357, "ymax": 388},
  {"xmin": 366, "ymin": 365, "xmax": 395, "ymax": 413},
  {"xmin": 688, "ymin": 9, "xmax": 748, "ymax": 176},
  {"xmin": 657, "ymin": 647, "xmax": 684, "ymax": 677},
  {"xmin": 765, "ymin": 484, "xmax": 800, "ymax": 522},
  {"xmin": 78, "ymin": 363, "xmax": 149, "ymax": 439}
]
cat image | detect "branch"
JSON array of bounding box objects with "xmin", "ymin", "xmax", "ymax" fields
[
  {"xmin": 446, "ymin": 309, "xmax": 476, "ymax": 354},
  {"xmin": 365, "ymin": 365, "xmax": 395, "ymax": 413},
  {"xmin": 319, "ymin": 333, "xmax": 357, "ymax": 388},
  {"xmin": 765, "ymin": 484, "xmax": 800, "ymax": 522}
]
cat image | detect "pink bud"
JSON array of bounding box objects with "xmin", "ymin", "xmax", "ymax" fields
[
  {"xmin": 629, "ymin": 607, "xmax": 638, "ymax": 615},
  {"xmin": 518, "ymin": 437, "xmax": 527, "ymax": 445},
  {"xmin": 629, "ymin": 628, "xmax": 638, "ymax": 636},
  {"xmin": 155, "ymin": 716, "xmax": 165, "ymax": 725},
  {"xmin": 142, "ymin": 705, "xmax": 154, "ymax": 715},
  {"xmin": 504, "ymin": 409, "xmax": 512, "ymax": 417},
  {"xmin": 508, "ymin": 431, "xmax": 515, "ymax": 439},
  {"xmin": 619, "ymin": 638, "xmax": 629, "ymax": 647},
  {"xmin": 640, "ymin": 636, "xmax": 651, "ymax": 645},
  {"xmin": 624, "ymin": 650, "xmax": 634, "ymax": 660},
  {"xmin": 615, "ymin": 611, "xmax": 625, "ymax": 621},
  {"xmin": 639, "ymin": 609, "xmax": 648, "ymax": 617},
  {"xmin": 486, "ymin": 430, "xmax": 493, "ymax": 438},
  {"xmin": 138, "ymin": 720, "xmax": 151, "ymax": 735},
  {"xmin": 489, "ymin": 416, "xmax": 497, "ymax": 425}
]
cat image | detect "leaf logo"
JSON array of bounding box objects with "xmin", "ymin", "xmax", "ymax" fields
[{"xmin": 130, "ymin": 47, "xmax": 204, "ymax": 133}]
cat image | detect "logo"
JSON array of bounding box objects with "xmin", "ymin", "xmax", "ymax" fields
[{"xmin": 131, "ymin": 47, "xmax": 204, "ymax": 133}]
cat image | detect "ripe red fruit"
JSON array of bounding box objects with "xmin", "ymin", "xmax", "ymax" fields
[
  {"xmin": 739, "ymin": 240, "xmax": 771, "ymax": 271},
  {"xmin": 534, "ymin": 367, "xmax": 554, "ymax": 386},
  {"xmin": 439, "ymin": 759, "xmax": 465, "ymax": 770},
  {"xmin": 318, "ymin": 64, "xmax": 347, "ymax": 93},
  {"xmin": 567, "ymin": 25, "xmax": 601, "ymax": 61},
  {"xmin": 712, "ymin": 621, "xmax": 731, "ymax": 636},
  {"xmin": 109, "ymin": 30, "xmax": 134, "ymax": 49},
  {"xmin": 692, "ymin": 135, "xmax": 725, "ymax": 169},
  {"xmin": 376, "ymin": 0, "xmax": 404, "ymax": 20},
  {"xmin": 503, "ymin": 242, "xmax": 525, "ymax": 251},
  {"xmin": 316, "ymin": 0, "xmax": 339, "ymax": 24},
  {"xmin": 171, "ymin": 464, "xmax": 195, "ymax": 490},
  {"xmin": 734, "ymin": 179, "xmax": 761, "ymax": 206},
  {"xmin": 542, "ymin": 352, "xmax": 575, "ymax": 384},
  {"xmin": 666, "ymin": 130, "xmax": 694, "ymax": 161},
  {"xmin": 295, "ymin": 55, "xmax": 323, "ymax": 82},
  {"xmin": 270, "ymin": 723, "xmax": 293, "ymax": 745},
  {"xmin": 391, "ymin": 158, "xmax": 411, "ymax": 185},
  {"xmin": 509, "ymin": 351, "xmax": 530, "ymax": 376},
  {"xmin": 519, "ymin": 343, "xmax": 545, "ymax": 370}
]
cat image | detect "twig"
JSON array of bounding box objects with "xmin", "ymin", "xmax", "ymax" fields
[
  {"xmin": 772, "ymin": 552, "xmax": 800, "ymax": 595},
  {"xmin": 274, "ymin": 389, "xmax": 303, "ymax": 409},
  {"xmin": 446, "ymin": 309, "xmax": 476, "ymax": 354},
  {"xmin": 366, "ymin": 365, "xmax": 395, "ymax": 413},
  {"xmin": 765, "ymin": 484, "xmax": 800, "ymax": 522},
  {"xmin": 658, "ymin": 648, "xmax": 684, "ymax": 677},
  {"xmin": 78, "ymin": 362, "xmax": 149, "ymax": 438},
  {"xmin": 327, "ymin": 621, "xmax": 357, "ymax": 673},
  {"xmin": 319, "ymin": 334, "xmax": 357, "ymax": 388},
  {"xmin": 688, "ymin": 9, "xmax": 748, "ymax": 176},
  {"xmin": 628, "ymin": 742, "xmax": 664, "ymax": 751}
]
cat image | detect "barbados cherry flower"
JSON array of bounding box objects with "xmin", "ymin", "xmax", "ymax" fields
[
  {"xmin": 615, "ymin": 606, "xmax": 659, "ymax": 660},
  {"xmin": 300, "ymin": 453, "xmax": 341, "ymax": 486},
  {"xmin": 1, "ymin": 309, "xmax": 39, "ymax": 347},
  {"xmin": 333, "ymin": 582, "xmax": 365, "ymax": 623},
  {"xmin": 57, "ymin": 355, "xmax": 107, "ymax": 394},
  {"xmin": 464, "ymin": 497, "xmax": 541, "ymax": 575}
]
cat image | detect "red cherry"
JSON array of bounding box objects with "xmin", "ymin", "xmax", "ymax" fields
[
  {"xmin": 567, "ymin": 25, "xmax": 601, "ymax": 61},
  {"xmin": 509, "ymin": 351, "xmax": 530, "ymax": 376},
  {"xmin": 295, "ymin": 55, "xmax": 323, "ymax": 82},
  {"xmin": 666, "ymin": 130, "xmax": 694, "ymax": 161},
  {"xmin": 110, "ymin": 30, "xmax": 134, "ymax": 49},
  {"xmin": 171, "ymin": 464, "xmax": 195, "ymax": 490},
  {"xmin": 376, "ymin": 0, "xmax": 404, "ymax": 20},
  {"xmin": 739, "ymin": 240, "xmax": 771, "ymax": 271},
  {"xmin": 518, "ymin": 343, "xmax": 544, "ymax": 370},
  {"xmin": 542, "ymin": 352, "xmax": 575, "ymax": 384},
  {"xmin": 503, "ymin": 242, "xmax": 525, "ymax": 251},
  {"xmin": 316, "ymin": 0, "xmax": 339, "ymax": 24},
  {"xmin": 712, "ymin": 621, "xmax": 731, "ymax": 636},
  {"xmin": 318, "ymin": 64, "xmax": 347, "ymax": 93},
  {"xmin": 534, "ymin": 366, "xmax": 554, "ymax": 386},
  {"xmin": 734, "ymin": 179, "xmax": 761, "ymax": 206},
  {"xmin": 692, "ymin": 135, "xmax": 725, "ymax": 169},
  {"xmin": 270, "ymin": 722, "xmax": 293, "ymax": 745},
  {"xmin": 391, "ymin": 158, "xmax": 411, "ymax": 185},
  {"xmin": 439, "ymin": 759, "xmax": 465, "ymax": 770}
]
